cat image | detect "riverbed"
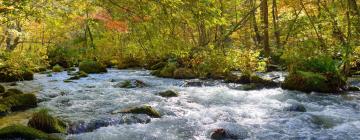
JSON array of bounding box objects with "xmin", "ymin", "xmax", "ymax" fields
[{"xmin": 2, "ymin": 69, "xmax": 360, "ymax": 140}]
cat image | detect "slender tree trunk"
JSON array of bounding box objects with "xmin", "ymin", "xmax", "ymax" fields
[
  {"xmin": 261, "ymin": 0, "xmax": 271, "ymax": 58},
  {"xmin": 251, "ymin": 0, "xmax": 262, "ymax": 47},
  {"xmin": 272, "ymin": 0, "xmax": 281, "ymax": 49}
]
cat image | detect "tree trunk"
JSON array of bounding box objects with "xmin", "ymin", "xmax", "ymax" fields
[
  {"xmin": 272, "ymin": 0, "xmax": 281, "ymax": 48},
  {"xmin": 251, "ymin": 0, "xmax": 262, "ymax": 47},
  {"xmin": 261, "ymin": 0, "xmax": 271, "ymax": 58}
]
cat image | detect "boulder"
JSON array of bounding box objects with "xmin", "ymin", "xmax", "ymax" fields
[
  {"xmin": 210, "ymin": 126, "xmax": 249, "ymax": 140},
  {"xmin": 52, "ymin": 64, "xmax": 63, "ymax": 72},
  {"xmin": 28, "ymin": 109, "xmax": 67, "ymax": 133},
  {"xmin": 284, "ymin": 102, "xmax": 306, "ymax": 112},
  {"xmin": 173, "ymin": 68, "xmax": 196, "ymax": 79},
  {"xmin": 157, "ymin": 90, "xmax": 179, "ymax": 97},
  {"xmin": 0, "ymin": 125, "xmax": 61, "ymax": 140},
  {"xmin": 79, "ymin": 60, "xmax": 107, "ymax": 74},
  {"xmin": 114, "ymin": 80, "xmax": 147, "ymax": 88},
  {"xmin": 112, "ymin": 105, "xmax": 161, "ymax": 118},
  {"xmin": 282, "ymin": 71, "xmax": 346, "ymax": 93},
  {"xmin": 1, "ymin": 93, "xmax": 37, "ymax": 111}
]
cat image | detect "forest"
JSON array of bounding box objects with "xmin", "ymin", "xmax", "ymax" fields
[{"xmin": 0, "ymin": 0, "xmax": 359, "ymax": 139}]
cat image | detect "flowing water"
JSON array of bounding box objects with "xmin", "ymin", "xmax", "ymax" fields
[{"xmin": 6, "ymin": 69, "xmax": 360, "ymax": 140}]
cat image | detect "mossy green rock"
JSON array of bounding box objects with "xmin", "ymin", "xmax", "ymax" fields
[
  {"xmin": 79, "ymin": 60, "xmax": 107, "ymax": 74},
  {"xmin": 0, "ymin": 125, "xmax": 61, "ymax": 140},
  {"xmin": 1, "ymin": 88, "xmax": 23, "ymax": 98},
  {"xmin": 173, "ymin": 68, "xmax": 196, "ymax": 79},
  {"xmin": 28, "ymin": 109, "xmax": 67, "ymax": 133},
  {"xmin": 0, "ymin": 85, "xmax": 4, "ymax": 93},
  {"xmin": 282, "ymin": 71, "xmax": 346, "ymax": 93},
  {"xmin": 116, "ymin": 80, "xmax": 147, "ymax": 88},
  {"xmin": 52, "ymin": 64, "xmax": 63, "ymax": 72},
  {"xmin": 157, "ymin": 90, "xmax": 179, "ymax": 97},
  {"xmin": 113, "ymin": 105, "xmax": 161, "ymax": 118},
  {"xmin": 1, "ymin": 93, "xmax": 37, "ymax": 111}
]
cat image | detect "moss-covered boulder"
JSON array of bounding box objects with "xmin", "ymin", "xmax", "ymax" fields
[
  {"xmin": 0, "ymin": 85, "xmax": 4, "ymax": 93},
  {"xmin": 1, "ymin": 93, "xmax": 37, "ymax": 111},
  {"xmin": 67, "ymin": 71, "xmax": 88, "ymax": 81},
  {"xmin": 114, "ymin": 80, "xmax": 147, "ymax": 88},
  {"xmin": 282, "ymin": 71, "xmax": 346, "ymax": 93},
  {"xmin": 112, "ymin": 105, "xmax": 161, "ymax": 118},
  {"xmin": 0, "ymin": 69, "xmax": 34, "ymax": 82},
  {"xmin": 79, "ymin": 60, "xmax": 107, "ymax": 74},
  {"xmin": 157, "ymin": 90, "xmax": 179, "ymax": 98},
  {"xmin": 0, "ymin": 125, "xmax": 61, "ymax": 140},
  {"xmin": 28, "ymin": 109, "xmax": 67, "ymax": 133},
  {"xmin": 1, "ymin": 88, "xmax": 23, "ymax": 98},
  {"xmin": 52, "ymin": 64, "xmax": 63, "ymax": 72},
  {"xmin": 173, "ymin": 68, "xmax": 196, "ymax": 79}
]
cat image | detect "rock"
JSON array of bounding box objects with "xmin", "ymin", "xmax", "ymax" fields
[
  {"xmin": 1, "ymin": 88, "xmax": 24, "ymax": 98},
  {"xmin": 157, "ymin": 90, "xmax": 179, "ymax": 97},
  {"xmin": 285, "ymin": 103, "xmax": 306, "ymax": 112},
  {"xmin": 28, "ymin": 109, "xmax": 67, "ymax": 133},
  {"xmin": 67, "ymin": 71, "xmax": 88, "ymax": 81},
  {"xmin": 9, "ymin": 82, "xmax": 17, "ymax": 86},
  {"xmin": 112, "ymin": 105, "xmax": 161, "ymax": 118},
  {"xmin": 155, "ymin": 62, "xmax": 177, "ymax": 78},
  {"xmin": 114, "ymin": 80, "xmax": 147, "ymax": 88},
  {"xmin": 52, "ymin": 64, "xmax": 63, "ymax": 72},
  {"xmin": 79, "ymin": 60, "xmax": 107, "ymax": 74},
  {"xmin": 0, "ymin": 68, "xmax": 34, "ymax": 82},
  {"xmin": 47, "ymin": 74, "xmax": 53, "ymax": 77},
  {"xmin": 68, "ymin": 114, "xmax": 151, "ymax": 134},
  {"xmin": 0, "ymin": 85, "xmax": 4, "ymax": 93},
  {"xmin": 63, "ymin": 80, "xmax": 73, "ymax": 83},
  {"xmin": 282, "ymin": 71, "xmax": 346, "ymax": 93},
  {"xmin": 0, "ymin": 125, "xmax": 61, "ymax": 140},
  {"xmin": 0, "ymin": 93, "xmax": 37, "ymax": 111},
  {"xmin": 348, "ymin": 86, "xmax": 360, "ymax": 91},
  {"xmin": 173, "ymin": 68, "xmax": 196, "ymax": 79},
  {"xmin": 182, "ymin": 80, "xmax": 216, "ymax": 87},
  {"xmin": 0, "ymin": 104, "xmax": 10, "ymax": 116},
  {"xmin": 210, "ymin": 128, "xmax": 226, "ymax": 139},
  {"xmin": 310, "ymin": 115, "xmax": 339, "ymax": 129},
  {"xmin": 66, "ymin": 67, "xmax": 76, "ymax": 71},
  {"xmin": 226, "ymin": 74, "xmax": 279, "ymax": 89}
]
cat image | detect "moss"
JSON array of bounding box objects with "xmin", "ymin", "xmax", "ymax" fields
[
  {"xmin": 113, "ymin": 105, "xmax": 161, "ymax": 118},
  {"xmin": 157, "ymin": 63, "xmax": 177, "ymax": 78},
  {"xmin": 173, "ymin": 68, "xmax": 196, "ymax": 79},
  {"xmin": 157, "ymin": 90, "xmax": 179, "ymax": 97},
  {"xmin": 28, "ymin": 109, "xmax": 67, "ymax": 134},
  {"xmin": 1, "ymin": 93, "xmax": 37, "ymax": 111},
  {"xmin": 1, "ymin": 88, "xmax": 23, "ymax": 98},
  {"xmin": 150, "ymin": 62, "xmax": 167, "ymax": 70},
  {"xmin": 282, "ymin": 71, "xmax": 345, "ymax": 93},
  {"xmin": 0, "ymin": 85, "xmax": 4, "ymax": 93},
  {"xmin": 0, "ymin": 125, "xmax": 62, "ymax": 140},
  {"xmin": 79, "ymin": 60, "xmax": 107, "ymax": 74},
  {"xmin": 0, "ymin": 69, "xmax": 34, "ymax": 82},
  {"xmin": 52, "ymin": 65, "xmax": 63, "ymax": 72},
  {"xmin": 77, "ymin": 71, "xmax": 88, "ymax": 77}
]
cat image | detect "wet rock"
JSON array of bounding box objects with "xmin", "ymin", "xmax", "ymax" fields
[
  {"xmin": 348, "ymin": 86, "xmax": 360, "ymax": 91},
  {"xmin": 112, "ymin": 105, "xmax": 161, "ymax": 118},
  {"xmin": 0, "ymin": 93, "xmax": 37, "ymax": 111},
  {"xmin": 79, "ymin": 60, "xmax": 107, "ymax": 74},
  {"xmin": 110, "ymin": 79, "xmax": 117, "ymax": 82},
  {"xmin": 157, "ymin": 90, "xmax": 179, "ymax": 98},
  {"xmin": 225, "ymin": 74, "xmax": 279, "ymax": 89},
  {"xmin": 67, "ymin": 71, "xmax": 88, "ymax": 81},
  {"xmin": 0, "ymin": 85, "xmax": 4, "ymax": 93},
  {"xmin": 68, "ymin": 114, "xmax": 151, "ymax": 134},
  {"xmin": 310, "ymin": 115, "xmax": 341, "ymax": 129},
  {"xmin": 52, "ymin": 64, "xmax": 63, "ymax": 72},
  {"xmin": 28, "ymin": 109, "xmax": 67, "ymax": 133},
  {"xmin": 0, "ymin": 125, "xmax": 61, "ymax": 140},
  {"xmin": 9, "ymin": 82, "xmax": 17, "ymax": 86},
  {"xmin": 285, "ymin": 103, "xmax": 306, "ymax": 112},
  {"xmin": 210, "ymin": 125, "xmax": 249, "ymax": 140},
  {"xmin": 114, "ymin": 80, "xmax": 147, "ymax": 88},
  {"xmin": 182, "ymin": 80, "xmax": 216, "ymax": 87}
]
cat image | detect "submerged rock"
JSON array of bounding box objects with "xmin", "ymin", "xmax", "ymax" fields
[
  {"xmin": 112, "ymin": 105, "xmax": 161, "ymax": 118},
  {"xmin": 28, "ymin": 109, "xmax": 67, "ymax": 133},
  {"xmin": 310, "ymin": 115, "xmax": 342, "ymax": 129},
  {"xmin": 210, "ymin": 125, "xmax": 249, "ymax": 140},
  {"xmin": 114, "ymin": 80, "xmax": 147, "ymax": 88},
  {"xmin": 285, "ymin": 103, "xmax": 306, "ymax": 112},
  {"xmin": 0, "ymin": 125, "xmax": 61, "ymax": 140},
  {"xmin": 68, "ymin": 114, "xmax": 151, "ymax": 134},
  {"xmin": 157, "ymin": 90, "xmax": 179, "ymax": 98},
  {"xmin": 79, "ymin": 60, "xmax": 107, "ymax": 74}
]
